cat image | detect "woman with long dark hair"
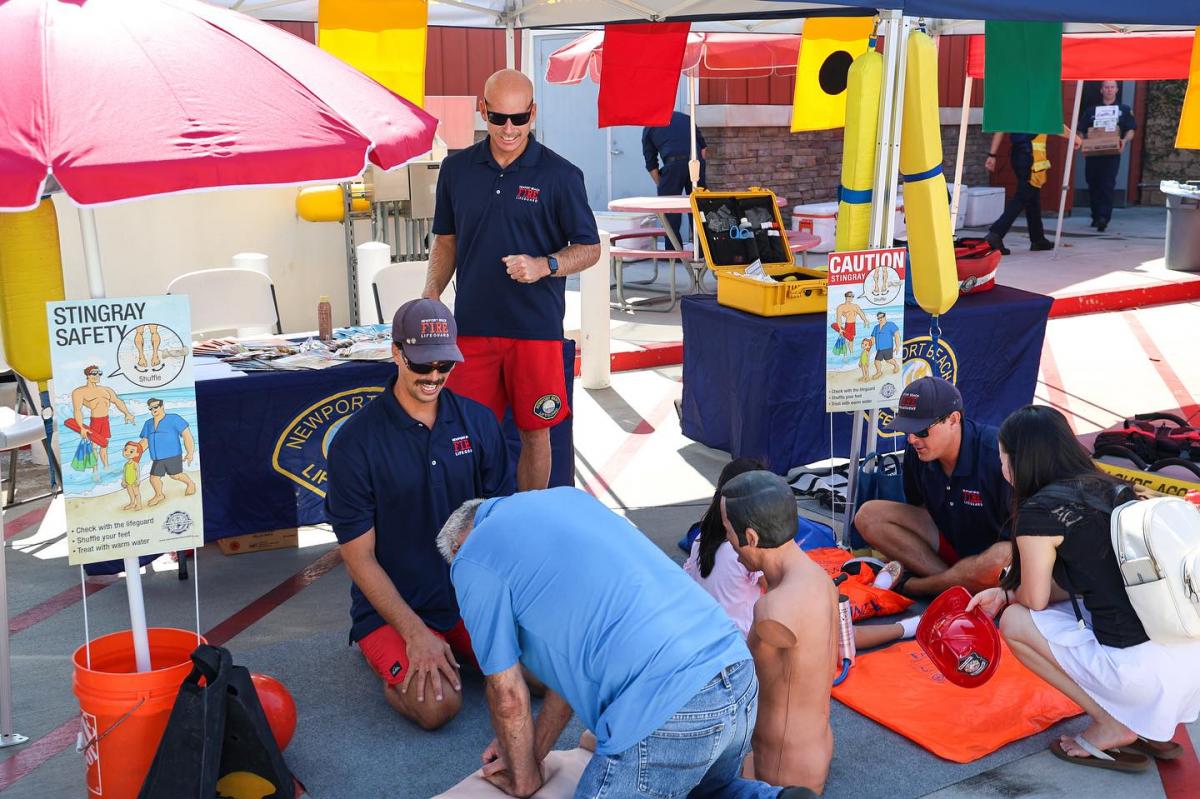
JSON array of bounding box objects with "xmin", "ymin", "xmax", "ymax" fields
[
  {"xmin": 684, "ymin": 458, "xmax": 766, "ymax": 635},
  {"xmin": 968, "ymin": 405, "xmax": 1200, "ymax": 773}
]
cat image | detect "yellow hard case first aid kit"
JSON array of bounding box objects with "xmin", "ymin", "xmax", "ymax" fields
[{"xmin": 690, "ymin": 187, "xmax": 827, "ymax": 317}]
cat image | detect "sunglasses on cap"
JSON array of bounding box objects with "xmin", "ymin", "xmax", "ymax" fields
[
  {"xmin": 484, "ymin": 104, "xmax": 533, "ymax": 127},
  {"xmin": 401, "ymin": 353, "xmax": 456, "ymax": 375},
  {"xmin": 911, "ymin": 413, "xmax": 950, "ymax": 439}
]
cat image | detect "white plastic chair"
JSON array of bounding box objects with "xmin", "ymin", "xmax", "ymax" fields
[
  {"xmin": 372, "ymin": 262, "xmax": 456, "ymax": 324},
  {"xmin": 166, "ymin": 268, "xmax": 282, "ymax": 338},
  {"xmin": 0, "ymin": 371, "xmax": 61, "ymax": 509}
]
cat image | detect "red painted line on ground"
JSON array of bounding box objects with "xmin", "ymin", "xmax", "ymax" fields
[
  {"xmin": 574, "ymin": 342, "xmax": 685, "ymax": 377},
  {"xmin": 9, "ymin": 580, "xmax": 113, "ymax": 636},
  {"xmin": 0, "ymin": 547, "xmax": 344, "ymax": 793},
  {"xmin": 1158, "ymin": 726, "xmax": 1200, "ymax": 799},
  {"xmin": 1037, "ymin": 336, "xmax": 1077, "ymax": 435},
  {"xmin": 1049, "ymin": 280, "xmax": 1200, "ymax": 318},
  {"xmin": 203, "ymin": 548, "xmax": 343, "ymax": 647},
  {"xmin": 0, "ymin": 720, "xmax": 80, "ymax": 790},
  {"xmin": 1122, "ymin": 312, "xmax": 1200, "ymax": 422},
  {"xmin": 4, "ymin": 503, "xmax": 49, "ymax": 540}
]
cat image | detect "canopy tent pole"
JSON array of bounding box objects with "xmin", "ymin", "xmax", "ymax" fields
[
  {"xmin": 844, "ymin": 12, "xmax": 911, "ymax": 547},
  {"xmin": 77, "ymin": 208, "xmax": 153, "ymax": 674},
  {"xmin": 505, "ymin": 22, "xmax": 515, "ymax": 69},
  {"xmin": 1053, "ymin": 80, "xmax": 1084, "ymax": 258},
  {"xmin": 688, "ymin": 73, "xmax": 700, "ymax": 187},
  {"xmin": 0, "ymin": 510, "xmax": 27, "ymax": 748},
  {"xmin": 949, "ymin": 75, "xmax": 973, "ymax": 229}
]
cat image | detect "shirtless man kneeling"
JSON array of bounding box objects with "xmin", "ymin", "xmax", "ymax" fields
[{"xmin": 721, "ymin": 471, "xmax": 839, "ymax": 794}]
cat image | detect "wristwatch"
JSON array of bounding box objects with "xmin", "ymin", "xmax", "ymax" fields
[{"xmin": 547, "ymin": 255, "xmax": 559, "ymax": 276}]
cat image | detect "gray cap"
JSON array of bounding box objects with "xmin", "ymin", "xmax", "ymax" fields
[
  {"xmin": 720, "ymin": 470, "xmax": 797, "ymax": 548},
  {"xmin": 392, "ymin": 298, "xmax": 463, "ymax": 363}
]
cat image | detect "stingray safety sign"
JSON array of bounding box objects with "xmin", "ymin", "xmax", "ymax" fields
[{"xmin": 826, "ymin": 247, "xmax": 906, "ymax": 412}]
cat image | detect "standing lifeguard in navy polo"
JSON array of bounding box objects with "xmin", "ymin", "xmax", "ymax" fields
[
  {"xmin": 854, "ymin": 377, "xmax": 1012, "ymax": 596},
  {"xmin": 643, "ymin": 111, "xmax": 707, "ymax": 245},
  {"xmin": 324, "ymin": 298, "xmax": 514, "ymax": 731},
  {"xmin": 423, "ymin": 69, "xmax": 601, "ymax": 492}
]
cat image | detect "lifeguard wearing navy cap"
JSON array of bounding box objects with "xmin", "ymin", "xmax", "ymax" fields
[
  {"xmin": 853, "ymin": 376, "xmax": 1014, "ymax": 597},
  {"xmin": 423, "ymin": 68, "xmax": 601, "ymax": 492}
]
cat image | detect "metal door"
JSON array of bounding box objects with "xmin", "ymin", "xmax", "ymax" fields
[{"xmin": 533, "ymin": 32, "xmax": 689, "ymax": 211}]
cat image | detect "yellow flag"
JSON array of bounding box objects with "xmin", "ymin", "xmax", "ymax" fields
[
  {"xmin": 319, "ymin": 0, "xmax": 428, "ymax": 108},
  {"xmin": 791, "ymin": 17, "xmax": 874, "ymax": 132},
  {"xmin": 1176, "ymin": 27, "xmax": 1200, "ymax": 150}
]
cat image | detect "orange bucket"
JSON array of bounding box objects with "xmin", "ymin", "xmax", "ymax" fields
[{"xmin": 72, "ymin": 627, "xmax": 205, "ymax": 799}]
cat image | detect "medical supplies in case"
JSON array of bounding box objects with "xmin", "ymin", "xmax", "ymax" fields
[{"xmin": 692, "ymin": 187, "xmax": 828, "ymax": 317}]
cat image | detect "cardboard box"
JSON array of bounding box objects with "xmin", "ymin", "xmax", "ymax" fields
[
  {"xmin": 1081, "ymin": 126, "xmax": 1121, "ymax": 156},
  {"xmin": 217, "ymin": 528, "xmax": 299, "ymax": 556}
]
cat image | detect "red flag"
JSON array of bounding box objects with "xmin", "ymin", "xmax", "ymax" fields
[{"xmin": 597, "ymin": 23, "xmax": 689, "ymax": 128}]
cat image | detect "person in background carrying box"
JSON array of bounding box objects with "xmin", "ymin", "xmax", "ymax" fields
[
  {"xmin": 1081, "ymin": 81, "xmax": 1136, "ymax": 233},
  {"xmin": 854, "ymin": 377, "xmax": 1013, "ymax": 596},
  {"xmin": 643, "ymin": 111, "xmax": 707, "ymax": 245}
]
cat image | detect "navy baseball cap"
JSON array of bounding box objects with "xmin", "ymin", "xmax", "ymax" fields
[
  {"xmin": 892, "ymin": 377, "xmax": 963, "ymax": 434},
  {"xmin": 392, "ymin": 298, "xmax": 463, "ymax": 363}
]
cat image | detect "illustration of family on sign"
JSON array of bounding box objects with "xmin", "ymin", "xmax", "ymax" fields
[
  {"xmin": 66, "ymin": 365, "xmax": 195, "ymax": 511},
  {"xmin": 831, "ymin": 292, "xmax": 902, "ymax": 383}
]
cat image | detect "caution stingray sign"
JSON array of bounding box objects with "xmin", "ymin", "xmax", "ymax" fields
[{"xmin": 791, "ymin": 17, "xmax": 874, "ymax": 132}]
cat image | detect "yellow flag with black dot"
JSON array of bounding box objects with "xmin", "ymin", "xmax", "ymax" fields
[{"xmin": 791, "ymin": 17, "xmax": 875, "ymax": 133}]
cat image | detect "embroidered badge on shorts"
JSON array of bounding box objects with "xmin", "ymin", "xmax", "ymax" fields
[
  {"xmin": 533, "ymin": 394, "xmax": 562, "ymax": 421},
  {"xmin": 390, "ymin": 661, "xmax": 403, "ymax": 679}
]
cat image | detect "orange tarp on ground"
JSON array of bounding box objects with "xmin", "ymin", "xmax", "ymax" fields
[{"xmin": 832, "ymin": 640, "xmax": 1082, "ymax": 763}]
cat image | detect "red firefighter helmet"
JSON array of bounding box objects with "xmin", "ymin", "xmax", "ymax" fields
[{"xmin": 916, "ymin": 586, "xmax": 1002, "ymax": 688}]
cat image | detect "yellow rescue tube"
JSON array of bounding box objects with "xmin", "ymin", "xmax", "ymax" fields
[
  {"xmin": 296, "ymin": 184, "xmax": 371, "ymax": 223},
  {"xmin": 836, "ymin": 47, "xmax": 883, "ymax": 252},
  {"xmin": 900, "ymin": 31, "xmax": 957, "ymax": 316},
  {"xmin": 0, "ymin": 199, "xmax": 65, "ymax": 385}
]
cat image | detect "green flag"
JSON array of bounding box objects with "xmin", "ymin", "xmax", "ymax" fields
[{"xmin": 982, "ymin": 21, "xmax": 1063, "ymax": 135}]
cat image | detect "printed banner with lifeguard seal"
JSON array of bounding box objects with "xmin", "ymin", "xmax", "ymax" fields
[
  {"xmin": 47, "ymin": 295, "xmax": 203, "ymax": 565},
  {"xmin": 826, "ymin": 247, "xmax": 907, "ymax": 412}
]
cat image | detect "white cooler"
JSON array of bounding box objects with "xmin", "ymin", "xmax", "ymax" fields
[
  {"xmin": 964, "ymin": 187, "xmax": 1006, "ymax": 227},
  {"xmin": 791, "ymin": 202, "xmax": 839, "ymax": 253}
]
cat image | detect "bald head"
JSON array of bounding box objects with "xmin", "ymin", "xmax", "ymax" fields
[{"xmin": 483, "ymin": 69, "xmax": 533, "ymax": 110}]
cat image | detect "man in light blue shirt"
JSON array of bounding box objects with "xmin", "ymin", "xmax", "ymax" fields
[
  {"xmin": 870, "ymin": 311, "xmax": 901, "ymax": 379},
  {"xmin": 438, "ymin": 487, "xmax": 815, "ymax": 799},
  {"xmin": 137, "ymin": 397, "xmax": 195, "ymax": 506}
]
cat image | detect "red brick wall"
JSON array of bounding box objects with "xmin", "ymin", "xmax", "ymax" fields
[{"xmin": 704, "ymin": 124, "xmax": 992, "ymax": 220}]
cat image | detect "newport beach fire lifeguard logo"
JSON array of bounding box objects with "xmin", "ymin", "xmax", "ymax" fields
[
  {"xmin": 874, "ymin": 335, "xmax": 958, "ymax": 439},
  {"xmin": 272, "ymin": 387, "xmax": 385, "ymax": 497},
  {"xmin": 516, "ymin": 185, "xmax": 541, "ymax": 203}
]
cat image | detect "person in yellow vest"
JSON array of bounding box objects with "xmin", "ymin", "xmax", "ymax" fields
[{"xmin": 984, "ymin": 125, "xmax": 1079, "ymax": 255}]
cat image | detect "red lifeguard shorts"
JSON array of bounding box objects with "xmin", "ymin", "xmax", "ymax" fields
[
  {"xmin": 447, "ymin": 336, "xmax": 570, "ymax": 431},
  {"xmin": 358, "ymin": 620, "xmax": 478, "ymax": 687}
]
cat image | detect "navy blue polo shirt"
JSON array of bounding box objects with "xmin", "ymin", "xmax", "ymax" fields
[
  {"xmin": 432, "ymin": 137, "xmax": 599, "ymax": 341},
  {"xmin": 902, "ymin": 418, "xmax": 1011, "ymax": 558},
  {"xmin": 642, "ymin": 111, "xmax": 706, "ymax": 171},
  {"xmin": 324, "ymin": 379, "xmax": 514, "ymax": 642}
]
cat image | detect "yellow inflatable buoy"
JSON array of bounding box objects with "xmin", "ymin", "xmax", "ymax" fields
[
  {"xmin": 0, "ymin": 198, "xmax": 65, "ymax": 386},
  {"xmin": 296, "ymin": 184, "xmax": 371, "ymax": 223},
  {"xmin": 899, "ymin": 31, "xmax": 958, "ymax": 316},
  {"xmin": 835, "ymin": 45, "xmax": 883, "ymax": 252}
]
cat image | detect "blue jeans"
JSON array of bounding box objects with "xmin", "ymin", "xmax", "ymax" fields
[{"xmin": 573, "ymin": 659, "xmax": 781, "ymax": 799}]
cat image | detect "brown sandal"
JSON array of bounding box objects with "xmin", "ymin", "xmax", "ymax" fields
[
  {"xmin": 1120, "ymin": 736, "xmax": 1184, "ymax": 761},
  {"xmin": 1049, "ymin": 737, "xmax": 1150, "ymax": 773}
]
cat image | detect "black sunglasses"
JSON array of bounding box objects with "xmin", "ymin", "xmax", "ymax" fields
[
  {"xmin": 912, "ymin": 413, "xmax": 950, "ymax": 439},
  {"xmin": 484, "ymin": 104, "xmax": 532, "ymax": 126},
  {"xmin": 401, "ymin": 353, "xmax": 456, "ymax": 375}
]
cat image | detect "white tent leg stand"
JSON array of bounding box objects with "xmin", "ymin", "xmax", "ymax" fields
[
  {"xmin": 76, "ymin": 207, "xmax": 153, "ymax": 674},
  {"xmin": 1053, "ymin": 80, "xmax": 1084, "ymax": 258},
  {"xmin": 580, "ymin": 231, "xmax": 612, "ymax": 390},
  {"xmin": 0, "ymin": 510, "xmax": 28, "ymax": 748}
]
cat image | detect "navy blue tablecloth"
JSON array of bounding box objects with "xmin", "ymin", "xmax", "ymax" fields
[
  {"xmin": 680, "ymin": 287, "xmax": 1052, "ymax": 473},
  {"xmin": 196, "ymin": 341, "xmax": 575, "ymax": 540}
]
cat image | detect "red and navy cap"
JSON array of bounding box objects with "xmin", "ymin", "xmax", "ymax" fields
[
  {"xmin": 892, "ymin": 376, "xmax": 962, "ymax": 435},
  {"xmin": 392, "ymin": 298, "xmax": 463, "ymax": 364}
]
